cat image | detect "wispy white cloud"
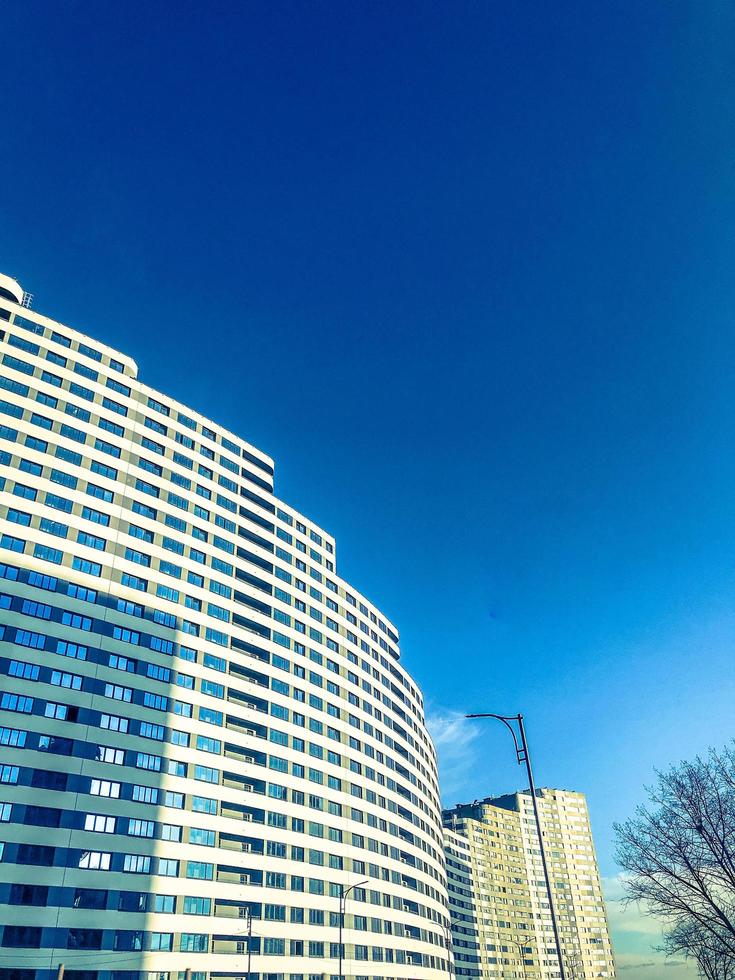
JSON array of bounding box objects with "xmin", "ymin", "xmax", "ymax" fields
[
  {"xmin": 427, "ymin": 708, "xmax": 483, "ymax": 803},
  {"xmin": 615, "ymin": 957, "xmax": 693, "ymax": 975}
]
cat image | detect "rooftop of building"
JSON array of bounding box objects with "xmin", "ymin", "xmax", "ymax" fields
[
  {"xmin": 443, "ymin": 787, "xmax": 588, "ymax": 822},
  {"xmin": 0, "ymin": 270, "xmax": 406, "ymax": 646}
]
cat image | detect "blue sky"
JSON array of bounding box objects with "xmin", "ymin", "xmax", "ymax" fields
[{"xmin": 2, "ymin": 3, "xmax": 732, "ymax": 974}]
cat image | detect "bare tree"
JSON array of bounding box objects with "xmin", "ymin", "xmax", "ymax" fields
[
  {"xmin": 664, "ymin": 922, "xmax": 735, "ymax": 980},
  {"xmin": 615, "ymin": 745, "xmax": 735, "ymax": 979}
]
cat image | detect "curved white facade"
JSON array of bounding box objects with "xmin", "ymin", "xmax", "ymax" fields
[
  {"xmin": 0, "ymin": 274, "xmax": 24, "ymax": 307},
  {"xmin": 0, "ymin": 282, "xmax": 449, "ymax": 980}
]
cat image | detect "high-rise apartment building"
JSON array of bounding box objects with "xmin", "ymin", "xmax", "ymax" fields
[
  {"xmin": 444, "ymin": 790, "xmax": 615, "ymax": 979},
  {"xmin": 0, "ymin": 273, "xmax": 450, "ymax": 980}
]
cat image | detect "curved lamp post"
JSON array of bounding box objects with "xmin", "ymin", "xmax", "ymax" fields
[
  {"xmin": 338, "ymin": 879, "xmax": 368, "ymax": 980},
  {"xmin": 465, "ymin": 713, "xmax": 566, "ymax": 980}
]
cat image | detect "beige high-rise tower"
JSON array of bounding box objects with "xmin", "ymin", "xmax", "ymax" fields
[{"xmin": 443, "ymin": 789, "xmax": 615, "ymax": 979}]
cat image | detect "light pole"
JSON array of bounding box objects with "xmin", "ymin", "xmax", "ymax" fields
[
  {"xmin": 239, "ymin": 903, "xmax": 253, "ymax": 979},
  {"xmin": 442, "ymin": 919, "xmax": 455, "ymax": 976},
  {"xmin": 509, "ymin": 938, "xmax": 528, "ymax": 980},
  {"xmin": 466, "ymin": 713, "xmax": 566, "ymax": 980},
  {"xmin": 338, "ymin": 879, "xmax": 367, "ymax": 980}
]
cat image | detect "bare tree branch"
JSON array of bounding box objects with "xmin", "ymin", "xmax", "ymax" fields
[{"xmin": 615, "ymin": 745, "xmax": 735, "ymax": 979}]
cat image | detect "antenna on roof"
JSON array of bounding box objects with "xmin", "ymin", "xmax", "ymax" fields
[{"xmin": 21, "ymin": 292, "xmax": 33, "ymax": 309}]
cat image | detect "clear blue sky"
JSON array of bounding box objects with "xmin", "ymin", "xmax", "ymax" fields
[{"xmin": 2, "ymin": 0, "xmax": 732, "ymax": 922}]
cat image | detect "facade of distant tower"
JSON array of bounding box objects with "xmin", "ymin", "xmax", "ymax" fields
[
  {"xmin": 0, "ymin": 274, "xmax": 450, "ymax": 980},
  {"xmin": 444, "ymin": 789, "xmax": 615, "ymax": 979}
]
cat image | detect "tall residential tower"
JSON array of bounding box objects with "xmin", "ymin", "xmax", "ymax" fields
[
  {"xmin": 444, "ymin": 789, "xmax": 615, "ymax": 979},
  {"xmin": 0, "ymin": 273, "xmax": 449, "ymax": 980}
]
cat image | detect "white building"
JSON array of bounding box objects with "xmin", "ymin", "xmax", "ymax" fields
[{"xmin": 0, "ymin": 273, "xmax": 450, "ymax": 980}]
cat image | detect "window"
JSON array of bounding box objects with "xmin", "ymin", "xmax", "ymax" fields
[
  {"xmin": 72, "ymin": 888, "xmax": 108, "ymax": 910},
  {"xmin": 34, "ymin": 543, "xmax": 64, "ymax": 564},
  {"xmin": 72, "ymin": 556, "xmax": 102, "ymax": 577},
  {"xmin": 2, "ymin": 925, "xmax": 43, "ymax": 948},
  {"xmin": 1, "ymin": 692, "xmax": 33, "ymax": 713},
  {"xmin": 100, "ymin": 713, "xmax": 128, "ymax": 733},
  {"xmin": 9, "ymin": 658, "xmax": 41, "ymax": 679},
  {"xmin": 85, "ymin": 813, "xmax": 116, "ymax": 834},
  {"xmin": 179, "ymin": 896, "xmax": 210, "ymax": 918},
  {"xmin": 123, "ymin": 854, "xmax": 152, "ymax": 874},
  {"xmin": 90, "ymin": 779, "xmax": 121, "ymax": 798},
  {"xmin": 136, "ymin": 752, "xmax": 162, "ymax": 772},
  {"xmin": 107, "ymin": 377, "xmax": 130, "ymax": 396},
  {"xmin": 74, "ymin": 361, "xmax": 98, "ymax": 381},
  {"xmin": 78, "ymin": 530, "xmax": 106, "ymax": 551},
  {"xmin": 104, "ymin": 683, "xmax": 132, "ymax": 702},
  {"xmin": 191, "ymin": 795, "xmax": 216, "ymax": 815},
  {"xmin": 179, "ymin": 933, "xmax": 208, "ymax": 953},
  {"xmin": 79, "ymin": 851, "xmax": 112, "ymax": 870},
  {"xmin": 1, "ymin": 534, "xmax": 25, "ymax": 553},
  {"xmin": 82, "ymin": 505, "xmax": 109, "ymax": 526},
  {"xmin": 97, "ymin": 746, "xmax": 124, "ymax": 766},
  {"xmin": 62, "ymin": 611, "xmax": 92, "ymax": 631},
  {"xmin": 186, "ymin": 861, "xmax": 214, "ymax": 880},
  {"xmin": 189, "ymin": 827, "xmax": 215, "ymax": 847},
  {"xmin": 143, "ymin": 895, "xmax": 171, "ymax": 918},
  {"xmin": 103, "ymin": 396, "xmax": 127, "ymax": 416},
  {"xmin": 0, "ymin": 765, "xmax": 19, "ymax": 784},
  {"xmin": 128, "ymin": 819, "xmax": 155, "ymax": 838},
  {"xmin": 57, "ymin": 639, "xmax": 87, "ymax": 660},
  {"xmin": 51, "ymin": 670, "xmax": 83, "ymax": 691}
]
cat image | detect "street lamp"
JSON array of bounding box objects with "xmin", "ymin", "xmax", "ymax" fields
[
  {"xmin": 509, "ymin": 938, "xmax": 529, "ymax": 980},
  {"xmin": 465, "ymin": 713, "xmax": 566, "ymax": 980},
  {"xmin": 442, "ymin": 919, "xmax": 455, "ymax": 976},
  {"xmin": 338, "ymin": 879, "xmax": 368, "ymax": 980},
  {"xmin": 239, "ymin": 903, "xmax": 253, "ymax": 979}
]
